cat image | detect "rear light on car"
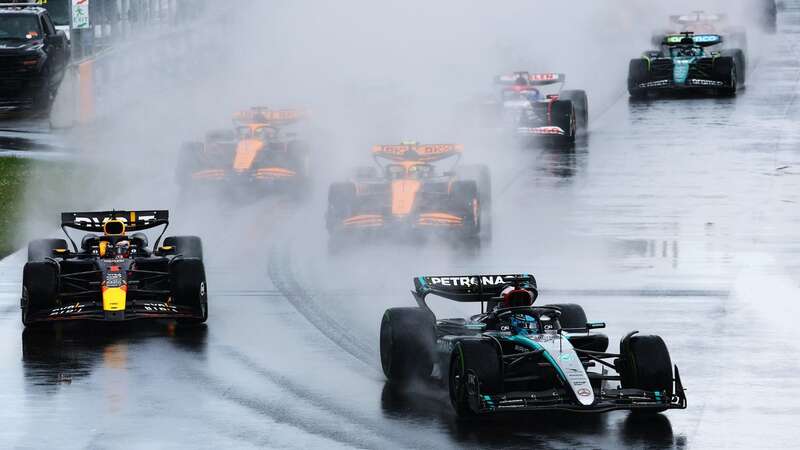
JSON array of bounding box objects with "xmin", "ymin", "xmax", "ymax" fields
[{"xmin": 22, "ymin": 60, "xmax": 38, "ymax": 66}]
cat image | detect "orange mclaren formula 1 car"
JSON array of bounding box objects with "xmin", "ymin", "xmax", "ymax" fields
[
  {"xmin": 177, "ymin": 107, "xmax": 311, "ymax": 198},
  {"xmin": 326, "ymin": 141, "xmax": 491, "ymax": 250},
  {"xmin": 21, "ymin": 210, "xmax": 208, "ymax": 327}
]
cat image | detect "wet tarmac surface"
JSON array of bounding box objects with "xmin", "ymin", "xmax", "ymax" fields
[{"xmin": 2, "ymin": 5, "xmax": 800, "ymax": 450}]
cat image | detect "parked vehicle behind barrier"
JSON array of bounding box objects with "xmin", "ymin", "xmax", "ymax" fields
[{"xmin": 0, "ymin": 3, "xmax": 70, "ymax": 112}]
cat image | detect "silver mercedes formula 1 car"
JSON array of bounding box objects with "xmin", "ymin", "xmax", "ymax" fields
[{"xmin": 380, "ymin": 274, "xmax": 687, "ymax": 416}]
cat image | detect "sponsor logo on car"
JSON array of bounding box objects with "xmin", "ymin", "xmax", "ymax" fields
[{"xmin": 428, "ymin": 276, "xmax": 507, "ymax": 287}]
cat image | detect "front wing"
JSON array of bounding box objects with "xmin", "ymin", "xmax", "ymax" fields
[
  {"xmin": 466, "ymin": 367, "xmax": 687, "ymax": 414},
  {"xmin": 24, "ymin": 300, "xmax": 203, "ymax": 324}
]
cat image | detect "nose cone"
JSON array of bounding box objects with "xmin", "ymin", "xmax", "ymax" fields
[
  {"xmin": 233, "ymin": 139, "xmax": 264, "ymax": 171},
  {"xmin": 391, "ymin": 179, "xmax": 421, "ymax": 216}
]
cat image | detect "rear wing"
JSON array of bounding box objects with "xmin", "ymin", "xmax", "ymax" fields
[
  {"xmin": 669, "ymin": 12, "xmax": 726, "ymax": 25},
  {"xmin": 495, "ymin": 72, "xmax": 565, "ymax": 87},
  {"xmin": 371, "ymin": 143, "xmax": 463, "ymax": 162},
  {"xmin": 60, "ymin": 210, "xmax": 170, "ymax": 252},
  {"xmin": 413, "ymin": 274, "xmax": 537, "ymax": 305},
  {"xmin": 61, "ymin": 210, "xmax": 169, "ymax": 232},
  {"xmin": 233, "ymin": 108, "xmax": 307, "ymax": 125},
  {"xmin": 663, "ymin": 33, "xmax": 722, "ymax": 46}
]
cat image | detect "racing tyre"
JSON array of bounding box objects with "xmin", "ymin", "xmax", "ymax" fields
[
  {"xmin": 616, "ymin": 333, "xmax": 673, "ymax": 402},
  {"xmin": 550, "ymin": 100, "xmax": 576, "ymax": 146},
  {"xmin": 449, "ymin": 339, "xmax": 503, "ymax": 417},
  {"xmin": 628, "ymin": 59, "xmax": 650, "ymax": 99},
  {"xmin": 21, "ymin": 262, "xmax": 58, "ymax": 326},
  {"xmin": 380, "ymin": 307, "xmax": 436, "ymax": 383},
  {"xmin": 722, "ymin": 49, "xmax": 746, "ymax": 87},
  {"xmin": 170, "ymin": 258, "xmax": 208, "ymax": 324},
  {"xmin": 545, "ymin": 303, "xmax": 587, "ymax": 330},
  {"xmin": 27, "ymin": 239, "xmax": 68, "ymax": 262},
  {"xmin": 457, "ymin": 164, "xmax": 492, "ymax": 240},
  {"xmin": 451, "ymin": 180, "xmax": 480, "ymax": 237},
  {"xmin": 164, "ymin": 236, "xmax": 203, "ymax": 260},
  {"xmin": 327, "ymin": 182, "xmax": 357, "ymax": 231},
  {"xmin": 560, "ymin": 90, "xmax": 589, "ymax": 133},
  {"xmin": 713, "ymin": 57, "xmax": 737, "ymax": 97}
]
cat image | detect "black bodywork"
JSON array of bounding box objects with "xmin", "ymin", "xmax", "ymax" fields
[
  {"xmin": 0, "ymin": 5, "xmax": 70, "ymax": 112},
  {"xmin": 21, "ymin": 211, "xmax": 208, "ymax": 326}
]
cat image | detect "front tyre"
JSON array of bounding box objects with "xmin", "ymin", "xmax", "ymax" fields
[
  {"xmin": 616, "ymin": 333, "xmax": 673, "ymax": 412},
  {"xmin": 449, "ymin": 339, "xmax": 503, "ymax": 417},
  {"xmin": 170, "ymin": 258, "xmax": 208, "ymax": 324},
  {"xmin": 21, "ymin": 262, "xmax": 59, "ymax": 326}
]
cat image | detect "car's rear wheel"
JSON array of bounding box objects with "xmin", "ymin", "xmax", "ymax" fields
[
  {"xmin": 560, "ymin": 90, "xmax": 589, "ymax": 133},
  {"xmin": 380, "ymin": 307, "xmax": 436, "ymax": 383},
  {"xmin": 164, "ymin": 236, "xmax": 203, "ymax": 260},
  {"xmin": 550, "ymin": 100, "xmax": 576, "ymax": 146},
  {"xmin": 457, "ymin": 164, "xmax": 492, "ymax": 241},
  {"xmin": 451, "ymin": 180, "xmax": 480, "ymax": 238},
  {"xmin": 449, "ymin": 339, "xmax": 503, "ymax": 417},
  {"xmin": 616, "ymin": 333, "xmax": 673, "ymax": 412},
  {"xmin": 27, "ymin": 239, "xmax": 68, "ymax": 262},
  {"xmin": 545, "ymin": 303, "xmax": 587, "ymax": 330},
  {"xmin": 327, "ymin": 182, "xmax": 357, "ymax": 231}
]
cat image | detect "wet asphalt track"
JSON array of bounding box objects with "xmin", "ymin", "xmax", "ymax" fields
[{"xmin": 3, "ymin": 9, "xmax": 800, "ymax": 450}]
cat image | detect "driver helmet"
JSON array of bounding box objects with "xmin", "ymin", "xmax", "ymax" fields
[
  {"xmin": 525, "ymin": 89, "xmax": 542, "ymax": 103},
  {"xmin": 114, "ymin": 240, "xmax": 131, "ymax": 258},
  {"xmin": 501, "ymin": 286, "xmax": 535, "ymax": 308}
]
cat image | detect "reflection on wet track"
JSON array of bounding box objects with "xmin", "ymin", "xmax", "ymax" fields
[{"xmin": 2, "ymin": 5, "xmax": 800, "ymax": 450}]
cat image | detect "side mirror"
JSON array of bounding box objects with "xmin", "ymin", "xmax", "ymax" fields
[
  {"xmin": 586, "ymin": 322, "xmax": 606, "ymax": 330},
  {"xmin": 156, "ymin": 245, "xmax": 176, "ymax": 256},
  {"xmin": 52, "ymin": 248, "xmax": 69, "ymax": 257}
]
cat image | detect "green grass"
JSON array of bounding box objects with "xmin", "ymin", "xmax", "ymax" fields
[
  {"xmin": 0, "ymin": 157, "xmax": 33, "ymax": 257},
  {"xmin": 0, "ymin": 157, "xmax": 79, "ymax": 258}
]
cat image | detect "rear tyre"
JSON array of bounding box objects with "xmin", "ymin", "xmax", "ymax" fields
[
  {"xmin": 21, "ymin": 262, "xmax": 59, "ymax": 326},
  {"xmin": 327, "ymin": 182, "xmax": 357, "ymax": 232},
  {"xmin": 616, "ymin": 333, "xmax": 673, "ymax": 412},
  {"xmin": 170, "ymin": 258, "xmax": 208, "ymax": 324},
  {"xmin": 449, "ymin": 339, "xmax": 503, "ymax": 417},
  {"xmin": 456, "ymin": 165, "xmax": 492, "ymax": 241},
  {"xmin": 544, "ymin": 303, "xmax": 587, "ymax": 330},
  {"xmin": 451, "ymin": 180, "xmax": 480, "ymax": 238},
  {"xmin": 628, "ymin": 59, "xmax": 650, "ymax": 99},
  {"xmin": 164, "ymin": 236, "xmax": 203, "ymax": 260},
  {"xmin": 380, "ymin": 307, "xmax": 436, "ymax": 383},
  {"xmin": 287, "ymin": 140, "xmax": 312, "ymax": 198},
  {"xmin": 27, "ymin": 239, "xmax": 68, "ymax": 262},
  {"xmin": 560, "ymin": 90, "xmax": 589, "ymax": 133},
  {"xmin": 550, "ymin": 100, "xmax": 576, "ymax": 146}
]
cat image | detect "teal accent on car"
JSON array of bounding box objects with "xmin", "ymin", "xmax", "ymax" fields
[
  {"xmin": 672, "ymin": 57, "xmax": 695, "ymax": 85},
  {"xmin": 506, "ymin": 334, "xmax": 568, "ymax": 381}
]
